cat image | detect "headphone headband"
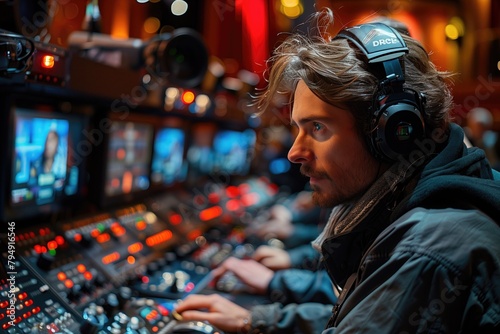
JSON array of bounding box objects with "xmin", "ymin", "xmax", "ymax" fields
[
  {"xmin": 336, "ymin": 23, "xmax": 408, "ymax": 63},
  {"xmin": 336, "ymin": 22, "xmax": 426, "ymax": 161}
]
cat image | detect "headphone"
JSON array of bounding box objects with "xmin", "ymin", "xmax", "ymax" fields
[{"xmin": 335, "ymin": 23, "xmax": 427, "ymax": 161}]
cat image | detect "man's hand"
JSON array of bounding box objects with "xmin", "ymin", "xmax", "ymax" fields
[
  {"xmin": 211, "ymin": 257, "xmax": 274, "ymax": 294},
  {"xmin": 253, "ymin": 245, "xmax": 292, "ymax": 271},
  {"xmin": 175, "ymin": 294, "xmax": 250, "ymax": 333}
]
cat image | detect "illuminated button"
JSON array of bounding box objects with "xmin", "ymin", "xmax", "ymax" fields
[
  {"xmin": 64, "ymin": 279, "xmax": 74, "ymax": 289},
  {"xmin": 135, "ymin": 220, "xmax": 147, "ymax": 231},
  {"xmin": 41, "ymin": 55, "xmax": 55, "ymax": 68},
  {"xmin": 84, "ymin": 271, "xmax": 93, "ymax": 281},
  {"xmin": 18, "ymin": 292, "xmax": 28, "ymax": 300},
  {"xmin": 24, "ymin": 299, "xmax": 34, "ymax": 307},
  {"xmin": 55, "ymin": 236, "xmax": 65, "ymax": 245},
  {"xmin": 169, "ymin": 213, "xmax": 182, "ymax": 225},
  {"xmin": 77, "ymin": 264, "xmax": 87, "ymax": 273},
  {"xmin": 57, "ymin": 272, "xmax": 67, "ymax": 281}
]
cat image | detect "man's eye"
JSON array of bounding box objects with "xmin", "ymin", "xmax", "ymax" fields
[{"xmin": 313, "ymin": 122, "xmax": 322, "ymax": 131}]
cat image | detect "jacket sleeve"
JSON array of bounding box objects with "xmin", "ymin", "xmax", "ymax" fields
[
  {"xmin": 249, "ymin": 302, "xmax": 333, "ymax": 334},
  {"xmin": 288, "ymin": 244, "xmax": 321, "ymax": 270},
  {"xmin": 268, "ymin": 269, "xmax": 337, "ymax": 305}
]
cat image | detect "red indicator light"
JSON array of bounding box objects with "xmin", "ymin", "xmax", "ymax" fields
[
  {"xmin": 226, "ymin": 186, "xmax": 239, "ymax": 198},
  {"xmin": 47, "ymin": 240, "xmax": 58, "ymax": 250},
  {"xmin": 169, "ymin": 213, "xmax": 182, "ymax": 225},
  {"xmin": 41, "ymin": 55, "xmax": 55, "ymax": 68},
  {"xmin": 55, "ymin": 236, "xmax": 65, "ymax": 245},
  {"xmin": 96, "ymin": 233, "xmax": 110, "ymax": 243},
  {"xmin": 181, "ymin": 91, "xmax": 195, "ymax": 104},
  {"xmin": 199, "ymin": 206, "xmax": 223, "ymax": 221},
  {"xmin": 74, "ymin": 233, "xmax": 82, "ymax": 243},
  {"xmin": 226, "ymin": 199, "xmax": 241, "ymax": 211}
]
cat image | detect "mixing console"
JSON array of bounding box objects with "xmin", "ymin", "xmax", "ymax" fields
[{"xmin": 1, "ymin": 178, "xmax": 279, "ymax": 333}]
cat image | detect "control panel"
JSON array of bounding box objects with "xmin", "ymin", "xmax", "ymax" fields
[{"xmin": 1, "ymin": 178, "xmax": 278, "ymax": 334}]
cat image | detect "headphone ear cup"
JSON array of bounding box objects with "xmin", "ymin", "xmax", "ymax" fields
[{"xmin": 370, "ymin": 101, "xmax": 425, "ymax": 161}]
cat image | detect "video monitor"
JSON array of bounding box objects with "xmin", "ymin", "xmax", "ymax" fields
[
  {"xmin": 212, "ymin": 129, "xmax": 256, "ymax": 176},
  {"xmin": 151, "ymin": 127, "xmax": 187, "ymax": 186},
  {"xmin": 104, "ymin": 121, "xmax": 154, "ymax": 198},
  {"xmin": 186, "ymin": 122, "xmax": 217, "ymax": 180},
  {"xmin": 7, "ymin": 107, "xmax": 87, "ymax": 221}
]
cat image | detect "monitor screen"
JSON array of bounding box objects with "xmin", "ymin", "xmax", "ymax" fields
[
  {"xmin": 104, "ymin": 121, "xmax": 153, "ymax": 197},
  {"xmin": 8, "ymin": 107, "xmax": 86, "ymax": 219},
  {"xmin": 151, "ymin": 127, "xmax": 187, "ymax": 186},
  {"xmin": 212, "ymin": 129, "xmax": 256, "ymax": 175}
]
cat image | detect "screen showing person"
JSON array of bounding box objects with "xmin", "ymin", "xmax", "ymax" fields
[
  {"xmin": 151, "ymin": 127, "xmax": 187, "ymax": 185},
  {"xmin": 105, "ymin": 121, "xmax": 153, "ymax": 197},
  {"xmin": 11, "ymin": 111, "xmax": 78, "ymax": 206},
  {"xmin": 212, "ymin": 129, "xmax": 256, "ymax": 175}
]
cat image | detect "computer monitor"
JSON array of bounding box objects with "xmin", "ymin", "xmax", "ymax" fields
[
  {"xmin": 212, "ymin": 129, "xmax": 256, "ymax": 176},
  {"xmin": 104, "ymin": 121, "xmax": 154, "ymax": 200},
  {"xmin": 151, "ymin": 127, "xmax": 187, "ymax": 186},
  {"xmin": 5, "ymin": 106, "xmax": 87, "ymax": 221}
]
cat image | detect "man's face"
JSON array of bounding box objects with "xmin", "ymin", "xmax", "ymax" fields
[{"xmin": 288, "ymin": 80, "xmax": 380, "ymax": 207}]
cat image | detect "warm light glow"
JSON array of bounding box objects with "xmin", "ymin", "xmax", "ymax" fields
[
  {"xmin": 169, "ymin": 213, "xmax": 183, "ymax": 225},
  {"xmin": 128, "ymin": 242, "xmax": 144, "ymax": 254},
  {"xmin": 241, "ymin": 193, "xmax": 260, "ymax": 206},
  {"xmin": 171, "ymin": 0, "xmax": 188, "ymax": 16},
  {"xmin": 102, "ymin": 252, "xmax": 120, "ymax": 265},
  {"xmin": 445, "ymin": 24, "xmax": 459, "ymax": 40},
  {"xmin": 111, "ymin": 222, "xmax": 126, "ymax": 236},
  {"xmin": 445, "ymin": 17, "xmax": 465, "ymax": 40},
  {"xmin": 41, "ymin": 55, "xmax": 55, "ymax": 69},
  {"xmin": 77, "ymin": 264, "xmax": 87, "ymax": 273},
  {"xmin": 226, "ymin": 199, "xmax": 241, "ymax": 211},
  {"xmin": 64, "ymin": 279, "xmax": 74, "ymax": 289},
  {"xmin": 122, "ymin": 171, "xmax": 133, "ymax": 194},
  {"xmin": 136, "ymin": 220, "xmax": 147, "ymax": 230},
  {"xmin": 181, "ymin": 90, "xmax": 195, "ymax": 104},
  {"xmin": 281, "ymin": 4, "xmax": 303, "ymax": 19},
  {"xmin": 96, "ymin": 233, "xmax": 111, "ymax": 243},
  {"xmin": 116, "ymin": 148, "xmax": 126, "ymax": 160},
  {"xmin": 199, "ymin": 206, "xmax": 223, "ymax": 221},
  {"xmin": 281, "ymin": 0, "xmax": 299, "ymax": 7},
  {"xmin": 144, "ymin": 17, "xmax": 161, "ymax": 34},
  {"xmin": 497, "ymin": 61, "xmax": 500, "ymax": 71},
  {"xmin": 47, "ymin": 240, "xmax": 58, "ymax": 250},
  {"xmin": 127, "ymin": 256, "xmax": 136, "ymax": 264},
  {"xmin": 145, "ymin": 230, "xmax": 173, "ymax": 247}
]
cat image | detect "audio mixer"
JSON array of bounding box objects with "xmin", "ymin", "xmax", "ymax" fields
[{"xmin": 1, "ymin": 178, "xmax": 279, "ymax": 333}]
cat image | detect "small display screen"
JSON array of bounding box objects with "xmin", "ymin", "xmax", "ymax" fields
[
  {"xmin": 151, "ymin": 127, "xmax": 187, "ymax": 185},
  {"xmin": 104, "ymin": 121, "xmax": 153, "ymax": 197},
  {"xmin": 212, "ymin": 129, "xmax": 256, "ymax": 175},
  {"xmin": 10, "ymin": 108, "xmax": 84, "ymax": 215}
]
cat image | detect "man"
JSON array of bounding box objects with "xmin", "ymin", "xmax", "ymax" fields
[{"xmin": 175, "ymin": 9, "xmax": 500, "ymax": 333}]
